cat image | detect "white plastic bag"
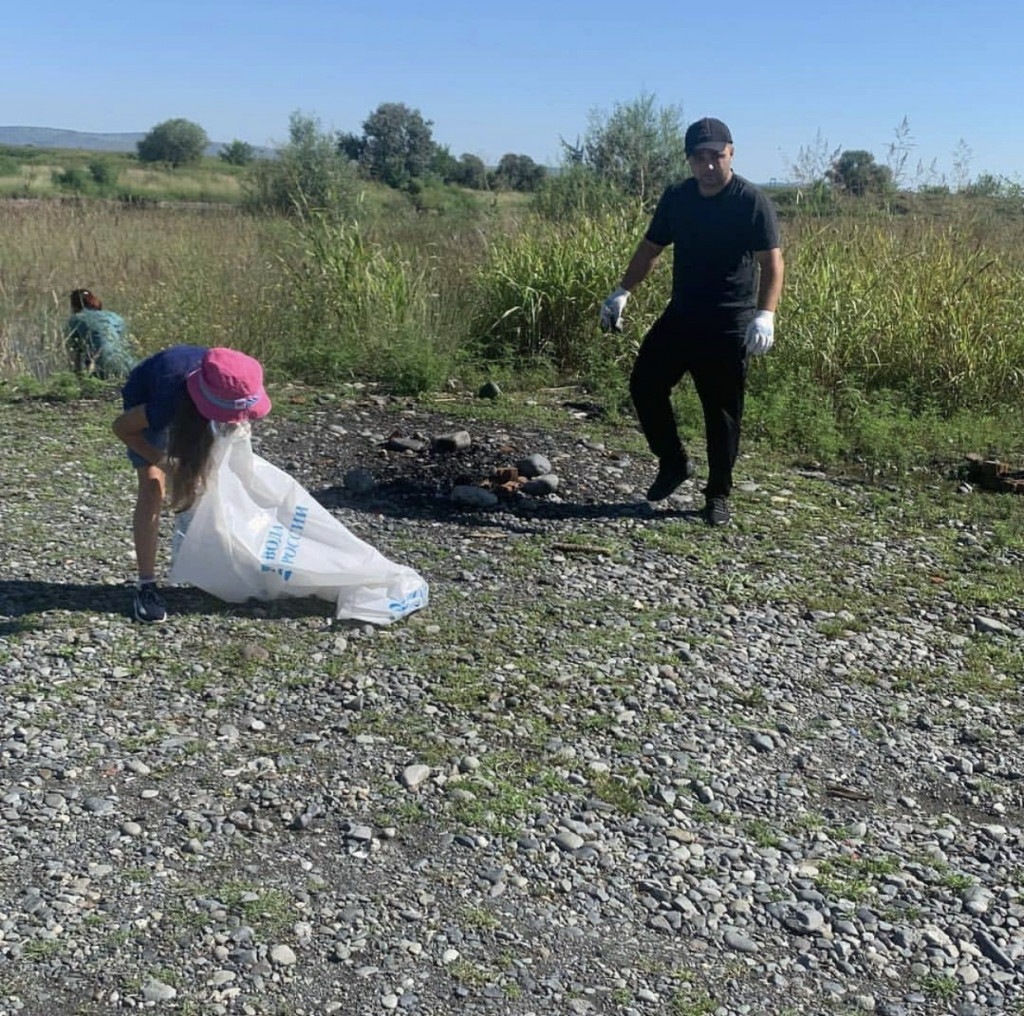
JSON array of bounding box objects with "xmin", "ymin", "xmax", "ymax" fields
[
  {"xmin": 169, "ymin": 424, "xmax": 428, "ymax": 624},
  {"xmin": 170, "ymin": 506, "xmax": 195, "ymax": 563}
]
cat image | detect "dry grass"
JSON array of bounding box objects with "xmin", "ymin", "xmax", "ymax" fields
[
  {"xmin": 0, "ymin": 202, "xmax": 286, "ymax": 377},
  {"xmin": 119, "ymin": 166, "xmax": 244, "ymax": 201},
  {"xmin": 0, "ymin": 158, "xmax": 245, "ymax": 202},
  {"xmin": 0, "ymin": 165, "xmax": 62, "ymax": 196}
]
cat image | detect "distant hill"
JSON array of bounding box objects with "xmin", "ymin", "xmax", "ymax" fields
[{"xmin": 0, "ymin": 126, "xmax": 275, "ymax": 159}]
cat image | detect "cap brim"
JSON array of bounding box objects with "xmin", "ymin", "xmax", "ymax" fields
[
  {"xmin": 186, "ymin": 369, "xmax": 272, "ymax": 423},
  {"xmin": 687, "ymin": 141, "xmax": 729, "ymax": 155}
]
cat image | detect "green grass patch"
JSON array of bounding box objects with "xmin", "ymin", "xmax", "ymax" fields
[
  {"xmin": 744, "ymin": 819, "xmax": 783, "ymax": 849},
  {"xmin": 20, "ymin": 939, "xmax": 64, "ymax": 961},
  {"xmin": 813, "ymin": 853, "xmax": 902, "ymax": 902},
  {"xmin": 920, "ymin": 974, "xmax": 959, "ymax": 1001}
]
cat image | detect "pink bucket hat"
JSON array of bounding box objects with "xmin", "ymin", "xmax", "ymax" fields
[{"xmin": 186, "ymin": 347, "xmax": 272, "ymax": 423}]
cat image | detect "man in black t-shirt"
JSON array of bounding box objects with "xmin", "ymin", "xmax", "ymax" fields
[{"xmin": 600, "ymin": 117, "xmax": 784, "ymax": 526}]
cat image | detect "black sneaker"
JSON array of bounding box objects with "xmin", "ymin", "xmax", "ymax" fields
[
  {"xmin": 703, "ymin": 495, "xmax": 731, "ymax": 526},
  {"xmin": 645, "ymin": 455, "xmax": 695, "ymax": 501},
  {"xmin": 133, "ymin": 583, "xmax": 167, "ymax": 623}
]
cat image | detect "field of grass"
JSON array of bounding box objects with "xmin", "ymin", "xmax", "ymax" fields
[
  {"xmin": 1, "ymin": 152, "xmax": 1023, "ymax": 471},
  {"xmin": 0, "ymin": 145, "xmax": 249, "ymax": 203}
]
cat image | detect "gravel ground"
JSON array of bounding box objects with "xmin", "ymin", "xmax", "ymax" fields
[{"xmin": 1, "ymin": 383, "xmax": 1023, "ymax": 1016}]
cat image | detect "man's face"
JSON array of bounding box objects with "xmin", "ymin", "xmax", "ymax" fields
[{"xmin": 687, "ymin": 143, "xmax": 734, "ymax": 194}]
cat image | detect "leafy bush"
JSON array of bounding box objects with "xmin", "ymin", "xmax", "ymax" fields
[
  {"xmin": 245, "ymin": 112, "xmax": 358, "ymax": 219},
  {"xmin": 219, "ymin": 140, "xmax": 255, "ymax": 166},
  {"xmin": 361, "ymin": 102, "xmax": 435, "ymax": 189},
  {"xmin": 532, "ymin": 165, "xmax": 629, "ymax": 222},
  {"xmin": 0, "ymin": 155, "xmax": 20, "ymax": 177},
  {"xmin": 88, "ymin": 159, "xmax": 118, "ymax": 188},
  {"xmin": 493, "ymin": 153, "xmax": 546, "ymax": 192},
  {"xmin": 577, "ymin": 91, "xmax": 688, "ymax": 204},
  {"xmin": 407, "ymin": 177, "xmax": 478, "ymax": 217},
  {"xmin": 827, "ymin": 150, "xmax": 894, "ymax": 197},
  {"xmin": 52, "ymin": 166, "xmax": 92, "ymax": 192}
]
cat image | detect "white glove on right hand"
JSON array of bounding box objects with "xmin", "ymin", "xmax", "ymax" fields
[
  {"xmin": 744, "ymin": 310, "xmax": 775, "ymax": 356},
  {"xmin": 599, "ymin": 287, "xmax": 630, "ymax": 333}
]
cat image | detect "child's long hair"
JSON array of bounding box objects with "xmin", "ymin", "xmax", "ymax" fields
[{"xmin": 167, "ymin": 394, "xmax": 214, "ymax": 512}]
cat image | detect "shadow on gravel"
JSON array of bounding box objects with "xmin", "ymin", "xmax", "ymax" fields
[
  {"xmin": 314, "ymin": 478, "xmax": 699, "ymax": 527},
  {"xmin": 0, "ymin": 581, "xmax": 333, "ymax": 622},
  {"xmin": 0, "ymin": 581, "xmax": 130, "ymax": 620}
]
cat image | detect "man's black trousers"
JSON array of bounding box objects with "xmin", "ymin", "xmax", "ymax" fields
[{"xmin": 629, "ymin": 306, "xmax": 751, "ymax": 498}]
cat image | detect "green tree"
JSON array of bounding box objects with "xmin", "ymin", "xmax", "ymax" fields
[
  {"xmin": 494, "ymin": 153, "xmax": 546, "ymax": 192},
  {"xmin": 429, "ymin": 144, "xmax": 460, "ymax": 184},
  {"xmin": 219, "ymin": 139, "xmax": 255, "ymax": 166},
  {"xmin": 456, "ymin": 153, "xmax": 487, "ymax": 190},
  {"xmin": 246, "ymin": 111, "xmax": 357, "ymax": 218},
  {"xmin": 581, "ymin": 92, "xmax": 687, "ymax": 202},
  {"xmin": 827, "ymin": 150, "xmax": 893, "ymax": 197},
  {"xmin": 361, "ymin": 102, "xmax": 434, "ymax": 188},
  {"xmin": 137, "ymin": 118, "xmax": 208, "ymax": 168},
  {"xmin": 336, "ymin": 131, "xmax": 365, "ymax": 162}
]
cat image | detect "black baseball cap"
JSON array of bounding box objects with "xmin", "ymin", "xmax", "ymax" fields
[{"xmin": 685, "ymin": 117, "xmax": 733, "ymax": 155}]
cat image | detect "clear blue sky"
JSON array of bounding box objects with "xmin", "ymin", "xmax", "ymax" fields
[{"xmin": 5, "ymin": 0, "xmax": 1023, "ymax": 185}]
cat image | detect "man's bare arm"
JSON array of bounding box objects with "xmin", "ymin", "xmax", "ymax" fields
[
  {"xmin": 754, "ymin": 247, "xmax": 784, "ymax": 312},
  {"xmin": 620, "ymin": 239, "xmax": 666, "ymax": 292}
]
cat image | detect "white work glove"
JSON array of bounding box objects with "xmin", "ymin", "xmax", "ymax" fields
[
  {"xmin": 599, "ymin": 286, "xmax": 630, "ymax": 333},
  {"xmin": 744, "ymin": 310, "xmax": 775, "ymax": 356}
]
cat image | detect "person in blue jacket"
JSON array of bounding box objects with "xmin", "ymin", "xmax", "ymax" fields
[
  {"xmin": 66, "ymin": 288, "xmax": 136, "ymax": 379},
  {"xmin": 112, "ymin": 346, "xmax": 272, "ymax": 623}
]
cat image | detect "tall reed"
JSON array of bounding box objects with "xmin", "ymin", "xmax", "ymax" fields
[
  {"xmin": 469, "ymin": 206, "xmax": 652, "ymax": 373},
  {"xmin": 771, "ymin": 219, "xmax": 1024, "ymax": 409},
  {"xmin": 276, "ymin": 212, "xmax": 462, "ymax": 392}
]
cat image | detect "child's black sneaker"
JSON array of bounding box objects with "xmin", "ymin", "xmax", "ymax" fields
[{"xmin": 133, "ymin": 583, "xmax": 167, "ymax": 623}]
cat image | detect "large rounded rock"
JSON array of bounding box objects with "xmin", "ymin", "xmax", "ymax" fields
[
  {"xmin": 522, "ymin": 474, "xmax": 559, "ymax": 496},
  {"xmin": 517, "ymin": 453, "xmax": 552, "ymax": 478}
]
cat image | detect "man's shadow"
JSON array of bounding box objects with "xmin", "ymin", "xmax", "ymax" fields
[{"xmin": 314, "ymin": 477, "xmax": 702, "ymax": 529}]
